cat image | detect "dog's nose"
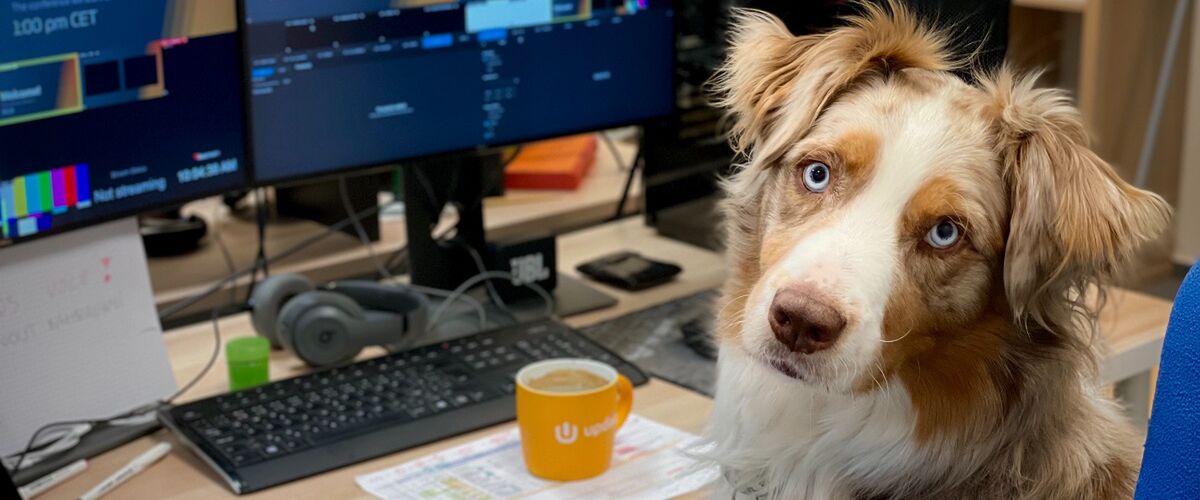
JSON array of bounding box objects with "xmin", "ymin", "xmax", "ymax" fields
[{"xmin": 769, "ymin": 286, "xmax": 846, "ymax": 354}]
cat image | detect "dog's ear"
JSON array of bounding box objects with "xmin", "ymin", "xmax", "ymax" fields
[
  {"xmin": 985, "ymin": 69, "xmax": 1171, "ymax": 330},
  {"xmin": 710, "ymin": 2, "xmax": 953, "ymax": 164}
]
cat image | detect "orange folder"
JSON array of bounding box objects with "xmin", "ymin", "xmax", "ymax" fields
[{"xmin": 504, "ymin": 134, "xmax": 598, "ymax": 190}]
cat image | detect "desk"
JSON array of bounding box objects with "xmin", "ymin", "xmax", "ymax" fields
[{"xmin": 41, "ymin": 218, "xmax": 1172, "ymax": 499}]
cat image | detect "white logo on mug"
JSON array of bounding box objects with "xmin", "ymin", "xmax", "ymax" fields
[
  {"xmin": 583, "ymin": 415, "xmax": 617, "ymax": 438},
  {"xmin": 554, "ymin": 421, "xmax": 579, "ymax": 445}
]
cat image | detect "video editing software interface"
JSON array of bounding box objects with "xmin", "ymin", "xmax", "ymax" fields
[
  {"xmin": 0, "ymin": 0, "xmax": 246, "ymax": 244},
  {"xmin": 244, "ymin": 0, "xmax": 675, "ymax": 183}
]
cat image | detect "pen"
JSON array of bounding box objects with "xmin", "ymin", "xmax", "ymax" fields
[
  {"xmin": 17, "ymin": 459, "xmax": 87, "ymax": 499},
  {"xmin": 78, "ymin": 442, "xmax": 171, "ymax": 500}
]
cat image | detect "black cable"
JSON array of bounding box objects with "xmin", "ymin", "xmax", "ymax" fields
[
  {"xmin": 607, "ymin": 130, "xmax": 643, "ymax": 220},
  {"xmin": 339, "ymin": 176, "xmax": 393, "ymax": 280},
  {"xmin": 613, "ymin": 151, "xmax": 641, "ymax": 220},
  {"xmin": 244, "ymin": 188, "xmax": 270, "ymax": 303},
  {"xmin": 598, "ymin": 131, "xmax": 626, "ymax": 171}
]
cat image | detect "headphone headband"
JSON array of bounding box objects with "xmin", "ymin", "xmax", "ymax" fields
[{"xmin": 251, "ymin": 275, "xmax": 430, "ymax": 367}]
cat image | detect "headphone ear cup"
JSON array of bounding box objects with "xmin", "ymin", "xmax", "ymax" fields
[
  {"xmin": 277, "ymin": 291, "xmax": 367, "ymax": 367},
  {"xmin": 249, "ymin": 274, "xmax": 314, "ymax": 349}
]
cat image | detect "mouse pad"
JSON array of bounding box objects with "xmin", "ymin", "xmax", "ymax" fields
[{"xmin": 580, "ymin": 289, "xmax": 719, "ymax": 396}]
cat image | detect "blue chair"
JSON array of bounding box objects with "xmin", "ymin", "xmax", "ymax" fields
[{"xmin": 1136, "ymin": 264, "xmax": 1200, "ymax": 499}]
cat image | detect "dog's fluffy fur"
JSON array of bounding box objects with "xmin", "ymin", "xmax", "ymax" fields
[{"xmin": 704, "ymin": 3, "xmax": 1171, "ymax": 499}]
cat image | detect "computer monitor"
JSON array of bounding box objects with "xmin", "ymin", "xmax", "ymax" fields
[
  {"xmin": 240, "ymin": 0, "xmax": 675, "ymax": 185},
  {"xmin": 0, "ymin": 0, "xmax": 248, "ymax": 246}
]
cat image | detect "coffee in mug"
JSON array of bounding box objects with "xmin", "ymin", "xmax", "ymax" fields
[{"xmin": 516, "ymin": 358, "xmax": 634, "ymax": 481}]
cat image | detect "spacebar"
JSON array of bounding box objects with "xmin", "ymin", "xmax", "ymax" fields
[
  {"xmin": 308, "ymin": 413, "xmax": 414, "ymax": 446},
  {"xmin": 237, "ymin": 396, "xmax": 519, "ymax": 493}
]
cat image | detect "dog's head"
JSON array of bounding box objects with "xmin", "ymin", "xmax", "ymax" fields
[{"xmin": 714, "ymin": 3, "xmax": 1169, "ymax": 434}]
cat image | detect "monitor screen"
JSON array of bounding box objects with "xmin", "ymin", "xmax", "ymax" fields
[
  {"xmin": 0, "ymin": 0, "xmax": 248, "ymax": 245},
  {"xmin": 242, "ymin": 0, "xmax": 675, "ymax": 184}
]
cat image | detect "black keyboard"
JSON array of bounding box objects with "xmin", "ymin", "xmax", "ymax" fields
[{"xmin": 161, "ymin": 318, "xmax": 647, "ymax": 494}]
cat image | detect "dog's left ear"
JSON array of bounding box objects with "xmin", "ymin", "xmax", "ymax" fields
[
  {"xmin": 711, "ymin": 2, "xmax": 953, "ymax": 165},
  {"xmin": 986, "ymin": 69, "xmax": 1172, "ymax": 329}
]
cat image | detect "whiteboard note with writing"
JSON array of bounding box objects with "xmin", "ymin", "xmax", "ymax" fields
[{"xmin": 0, "ymin": 218, "xmax": 176, "ymax": 456}]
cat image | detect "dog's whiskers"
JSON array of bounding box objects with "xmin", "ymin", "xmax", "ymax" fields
[{"xmin": 880, "ymin": 327, "xmax": 913, "ymax": 343}]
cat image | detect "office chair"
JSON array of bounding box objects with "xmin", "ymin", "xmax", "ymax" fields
[{"xmin": 1135, "ymin": 263, "xmax": 1200, "ymax": 499}]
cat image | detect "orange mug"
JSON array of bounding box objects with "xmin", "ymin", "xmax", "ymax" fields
[{"xmin": 515, "ymin": 358, "xmax": 634, "ymax": 481}]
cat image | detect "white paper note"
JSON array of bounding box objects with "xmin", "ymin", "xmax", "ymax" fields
[
  {"xmin": 0, "ymin": 218, "xmax": 177, "ymax": 456},
  {"xmin": 356, "ymin": 415, "xmax": 719, "ymax": 500}
]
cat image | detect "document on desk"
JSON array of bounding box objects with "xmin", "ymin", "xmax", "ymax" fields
[
  {"xmin": 0, "ymin": 218, "xmax": 176, "ymax": 457},
  {"xmin": 356, "ymin": 415, "xmax": 719, "ymax": 500}
]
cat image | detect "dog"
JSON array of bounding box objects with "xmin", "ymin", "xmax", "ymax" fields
[{"xmin": 703, "ymin": 2, "xmax": 1171, "ymax": 499}]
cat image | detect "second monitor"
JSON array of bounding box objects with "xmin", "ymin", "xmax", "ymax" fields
[{"xmin": 242, "ymin": 0, "xmax": 675, "ymax": 184}]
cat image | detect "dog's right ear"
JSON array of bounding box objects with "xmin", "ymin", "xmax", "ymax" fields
[{"xmin": 711, "ymin": 3, "xmax": 953, "ymax": 164}]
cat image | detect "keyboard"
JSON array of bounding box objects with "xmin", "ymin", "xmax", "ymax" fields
[{"xmin": 161, "ymin": 318, "xmax": 647, "ymax": 494}]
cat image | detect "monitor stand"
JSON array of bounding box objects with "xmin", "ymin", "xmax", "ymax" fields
[{"xmin": 401, "ymin": 156, "xmax": 616, "ymax": 318}]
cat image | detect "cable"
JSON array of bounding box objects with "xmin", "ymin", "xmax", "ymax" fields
[
  {"xmin": 173, "ymin": 144, "xmax": 530, "ymax": 322},
  {"xmin": 448, "ymin": 238, "xmax": 509, "ymax": 313},
  {"xmin": 335, "ymin": 177, "xmax": 488, "ymax": 330},
  {"xmin": 427, "ymin": 271, "xmax": 554, "ymax": 333},
  {"xmin": 405, "ymin": 283, "xmax": 487, "ymax": 331},
  {"xmin": 339, "ymin": 176, "xmax": 393, "ymax": 280},
  {"xmin": 209, "ymin": 202, "xmax": 239, "ymax": 306},
  {"xmin": 609, "ymin": 130, "xmax": 643, "ymax": 220},
  {"xmin": 10, "ymin": 308, "xmax": 224, "ymax": 471},
  {"xmin": 163, "ymin": 308, "xmax": 224, "ymax": 404},
  {"xmin": 598, "ymin": 131, "xmax": 626, "ymax": 171},
  {"xmin": 9, "ymin": 418, "xmax": 103, "ymax": 472},
  {"xmin": 158, "ymin": 200, "xmax": 399, "ymax": 321},
  {"xmin": 243, "ymin": 189, "xmax": 271, "ymax": 304}
]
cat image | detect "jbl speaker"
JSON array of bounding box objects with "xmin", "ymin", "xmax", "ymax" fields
[{"xmin": 490, "ymin": 234, "xmax": 557, "ymax": 301}]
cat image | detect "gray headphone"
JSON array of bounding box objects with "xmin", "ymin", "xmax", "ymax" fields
[{"xmin": 249, "ymin": 274, "xmax": 429, "ymax": 367}]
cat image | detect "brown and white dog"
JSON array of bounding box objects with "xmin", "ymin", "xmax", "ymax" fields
[{"xmin": 704, "ymin": 3, "xmax": 1171, "ymax": 499}]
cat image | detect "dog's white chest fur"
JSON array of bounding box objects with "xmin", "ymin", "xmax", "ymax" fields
[{"xmin": 707, "ymin": 348, "xmax": 948, "ymax": 499}]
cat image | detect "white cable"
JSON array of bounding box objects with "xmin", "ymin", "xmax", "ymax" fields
[
  {"xmin": 427, "ymin": 271, "xmax": 555, "ymax": 333},
  {"xmin": 405, "ymin": 283, "xmax": 487, "ymax": 330},
  {"xmin": 335, "ymin": 177, "xmax": 489, "ymax": 330},
  {"xmin": 457, "ymin": 241, "xmax": 509, "ymax": 312}
]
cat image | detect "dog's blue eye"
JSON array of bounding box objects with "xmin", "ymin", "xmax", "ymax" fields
[
  {"xmin": 925, "ymin": 219, "xmax": 962, "ymax": 249},
  {"xmin": 802, "ymin": 162, "xmax": 830, "ymax": 192}
]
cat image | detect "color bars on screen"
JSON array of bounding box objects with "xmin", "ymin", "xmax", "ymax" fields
[{"xmin": 0, "ymin": 164, "xmax": 91, "ymax": 239}]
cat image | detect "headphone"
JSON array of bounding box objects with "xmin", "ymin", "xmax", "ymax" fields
[{"xmin": 249, "ymin": 274, "xmax": 429, "ymax": 367}]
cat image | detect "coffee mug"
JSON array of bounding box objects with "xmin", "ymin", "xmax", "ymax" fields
[{"xmin": 516, "ymin": 358, "xmax": 634, "ymax": 481}]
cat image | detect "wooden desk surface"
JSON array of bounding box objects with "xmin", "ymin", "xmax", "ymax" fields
[
  {"xmin": 40, "ymin": 219, "xmax": 1172, "ymax": 499},
  {"xmin": 42, "ymin": 219, "xmax": 719, "ymax": 500}
]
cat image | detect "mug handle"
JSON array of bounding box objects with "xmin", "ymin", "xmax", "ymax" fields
[{"xmin": 614, "ymin": 374, "xmax": 634, "ymax": 429}]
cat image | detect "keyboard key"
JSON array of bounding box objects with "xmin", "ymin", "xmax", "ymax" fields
[{"xmin": 228, "ymin": 451, "xmax": 262, "ymax": 466}]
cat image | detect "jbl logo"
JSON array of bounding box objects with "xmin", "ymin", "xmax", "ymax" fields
[
  {"xmin": 509, "ymin": 253, "xmax": 550, "ymax": 286},
  {"xmin": 553, "ymin": 421, "xmax": 579, "ymax": 445}
]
